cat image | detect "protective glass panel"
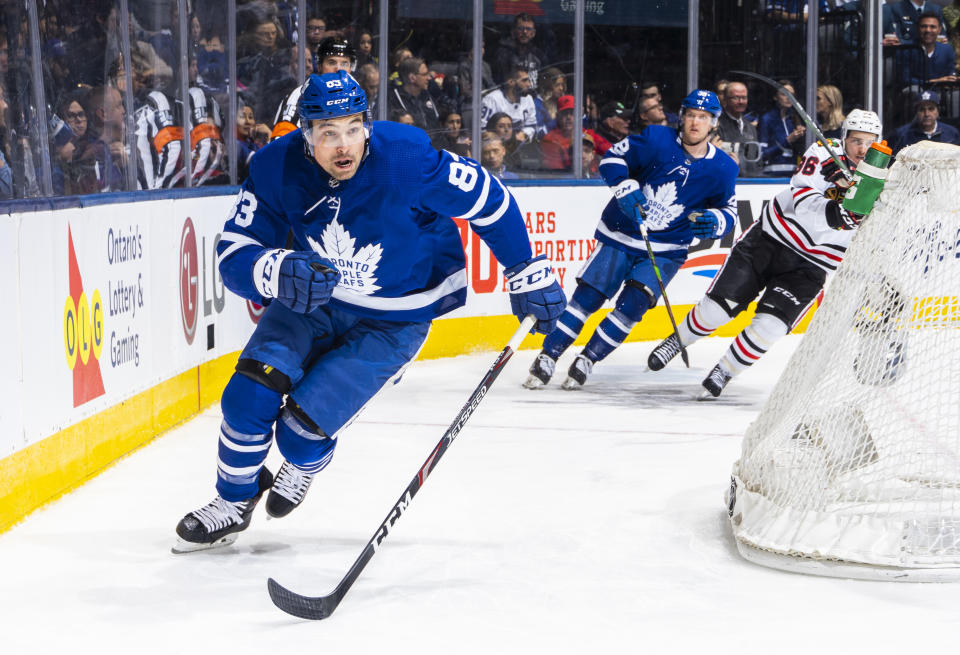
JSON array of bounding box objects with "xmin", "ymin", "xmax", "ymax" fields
[
  {"xmin": 37, "ymin": 0, "xmax": 129, "ymax": 196},
  {"xmin": 585, "ymin": 3, "xmax": 689, "ymax": 180},
  {"xmin": 386, "ymin": 1, "xmax": 472, "ymax": 152},
  {"xmin": 481, "ymin": 5, "xmax": 571, "ymax": 178}
]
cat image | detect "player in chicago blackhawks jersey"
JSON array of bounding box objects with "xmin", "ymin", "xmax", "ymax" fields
[
  {"xmin": 524, "ymin": 89, "xmax": 739, "ymax": 390},
  {"xmin": 172, "ymin": 71, "xmax": 565, "ymax": 552},
  {"xmin": 646, "ymin": 109, "xmax": 883, "ymax": 397}
]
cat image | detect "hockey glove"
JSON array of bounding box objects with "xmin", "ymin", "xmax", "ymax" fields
[
  {"xmin": 504, "ymin": 255, "xmax": 567, "ymax": 335},
  {"xmin": 688, "ymin": 209, "xmax": 727, "ymax": 240},
  {"xmin": 821, "ymin": 155, "xmax": 854, "ymax": 189},
  {"xmin": 613, "ymin": 179, "xmax": 649, "ymax": 223},
  {"xmin": 825, "ymin": 200, "xmax": 864, "ymax": 231},
  {"xmin": 253, "ymin": 249, "xmax": 341, "ymax": 314}
]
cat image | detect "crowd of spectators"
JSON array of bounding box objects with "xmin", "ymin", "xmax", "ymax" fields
[{"xmin": 6, "ymin": 0, "xmax": 960, "ymax": 202}]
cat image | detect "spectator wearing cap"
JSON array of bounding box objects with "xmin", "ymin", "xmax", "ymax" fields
[
  {"xmin": 596, "ymin": 101, "xmax": 632, "ymax": 146},
  {"xmin": 890, "ymin": 89, "xmax": 960, "ymax": 154},
  {"xmin": 540, "ymin": 95, "xmax": 611, "ymax": 170},
  {"xmin": 580, "ymin": 132, "xmax": 600, "ymax": 178}
]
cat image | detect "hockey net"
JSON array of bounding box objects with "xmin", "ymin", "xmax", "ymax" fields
[{"xmin": 727, "ymin": 141, "xmax": 960, "ymax": 581}]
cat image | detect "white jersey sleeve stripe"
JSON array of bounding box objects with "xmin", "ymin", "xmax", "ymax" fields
[
  {"xmin": 455, "ymin": 168, "xmax": 491, "ymax": 220},
  {"xmin": 599, "ymin": 157, "xmax": 627, "ymax": 168},
  {"xmin": 471, "ymin": 176, "xmax": 511, "ymax": 227},
  {"xmin": 217, "ymin": 231, "xmax": 265, "ymax": 266},
  {"xmin": 331, "ymin": 269, "xmax": 468, "ymax": 311}
]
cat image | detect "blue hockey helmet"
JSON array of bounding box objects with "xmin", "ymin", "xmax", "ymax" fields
[
  {"xmin": 680, "ymin": 89, "xmax": 722, "ymax": 123},
  {"xmin": 298, "ymin": 71, "xmax": 371, "ymax": 162},
  {"xmin": 297, "ymin": 70, "xmax": 368, "ymax": 124}
]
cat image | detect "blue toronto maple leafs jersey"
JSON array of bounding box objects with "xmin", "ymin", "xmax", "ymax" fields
[
  {"xmin": 217, "ymin": 121, "xmax": 532, "ymax": 322},
  {"xmin": 597, "ymin": 125, "xmax": 739, "ymax": 255}
]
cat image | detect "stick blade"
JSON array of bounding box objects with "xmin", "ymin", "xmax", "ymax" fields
[{"xmin": 267, "ymin": 577, "xmax": 339, "ymax": 620}]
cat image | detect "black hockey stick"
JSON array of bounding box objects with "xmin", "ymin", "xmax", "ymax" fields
[
  {"xmin": 637, "ymin": 213, "xmax": 690, "ymax": 368},
  {"xmin": 267, "ymin": 314, "xmax": 537, "ymax": 620},
  {"xmin": 731, "ymin": 70, "xmax": 853, "ymax": 182}
]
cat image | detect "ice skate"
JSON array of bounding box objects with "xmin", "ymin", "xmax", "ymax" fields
[
  {"xmin": 647, "ymin": 334, "xmax": 682, "ymax": 371},
  {"xmin": 172, "ymin": 467, "xmax": 273, "ymax": 553},
  {"xmin": 523, "ymin": 353, "xmax": 557, "ymax": 389},
  {"xmin": 561, "ymin": 354, "xmax": 594, "ymax": 390},
  {"xmin": 265, "ymin": 460, "xmax": 316, "ymax": 519},
  {"xmin": 700, "ymin": 363, "xmax": 733, "ymax": 399}
]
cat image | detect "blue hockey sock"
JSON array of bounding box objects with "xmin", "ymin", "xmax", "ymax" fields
[
  {"xmin": 583, "ymin": 283, "xmax": 651, "ymax": 362},
  {"xmin": 215, "ymin": 373, "xmax": 283, "ymax": 502},
  {"xmin": 274, "ymin": 407, "xmax": 338, "ymax": 474},
  {"xmin": 542, "ymin": 284, "xmax": 605, "ymax": 359}
]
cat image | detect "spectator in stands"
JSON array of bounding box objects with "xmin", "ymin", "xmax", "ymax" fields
[
  {"xmin": 480, "ymin": 132, "xmax": 517, "ymax": 179},
  {"xmin": 0, "ymin": 81, "xmax": 11, "ymax": 199},
  {"xmin": 758, "ymin": 79, "xmax": 805, "ymax": 176},
  {"xmin": 455, "ymin": 41, "xmax": 494, "ymax": 125},
  {"xmin": 716, "ymin": 81, "xmax": 763, "ymax": 177},
  {"xmin": 355, "ymin": 29, "xmax": 376, "ymax": 69},
  {"xmin": 897, "ymin": 11, "xmax": 957, "ymax": 93},
  {"xmin": 486, "ymin": 111, "xmax": 524, "ymax": 158},
  {"xmin": 816, "ymin": 84, "xmax": 846, "ymax": 138},
  {"xmin": 48, "ymin": 114, "xmax": 75, "ymax": 195},
  {"xmin": 57, "ymin": 92, "xmax": 111, "ymax": 194},
  {"xmin": 390, "ymin": 110, "xmax": 415, "ymax": 126},
  {"xmin": 890, "ymin": 89, "xmax": 960, "ymax": 153},
  {"xmin": 128, "ymin": 14, "xmax": 173, "ymax": 93},
  {"xmin": 356, "ymin": 63, "xmax": 380, "ymax": 116},
  {"xmin": 541, "ymin": 95, "xmax": 610, "ymax": 170},
  {"xmin": 637, "ymin": 81, "xmax": 680, "ymax": 126},
  {"xmin": 388, "ymin": 57, "xmax": 441, "ymax": 133},
  {"xmin": 583, "ymin": 94, "xmax": 600, "ymax": 131},
  {"xmin": 633, "ymin": 96, "xmax": 670, "ymax": 131},
  {"xmin": 887, "ymin": 0, "xmax": 946, "ymax": 46},
  {"xmin": 304, "ymin": 14, "xmax": 328, "ymax": 52},
  {"xmin": 480, "ymin": 66, "xmax": 538, "ymax": 143},
  {"xmin": 596, "ymin": 101, "xmax": 632, "ymax": 145},
  {"xmin": 432, "ymin": 110, "xmax": 471, "ymax": 157},
  {"xmin": 535, "ymin": 67, "xmax": 567, "ymax": 134},
  {"xmin": 388, "ymin": 47, "xmax": 413, "ymax": 88},
  {"xmin": 492, "ymin": 13, "xmax": 545, "ymax": 87},
  {"xmin": 236, "ymin": 96, "xmax": 268, "ymax": 182},
  {"xmin": 238, "ymin": 15, "xmax": 292, "ymax": 124},
  {"xmin": 83, "ymin": 85, "xmax": 127, "ymax": 188},
  {"xmin": 944, "ymin": 1, "xmax": 960, "ymax": 70},
  {"xmin": 581, "ymin": 132, "xmax": 600, "ymax": 178}
]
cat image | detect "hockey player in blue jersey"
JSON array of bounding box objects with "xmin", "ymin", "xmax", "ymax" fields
[
  {"xmin": 647, "ymin": 109, "xmax": 883, "ymax": 398},
  {"xmin": 173, "ymin": 71, "xmax": 565, "ymax": 552},
  {"xmin": 523, "ymin": 89, "xmax": 739, "ymax": 390}
]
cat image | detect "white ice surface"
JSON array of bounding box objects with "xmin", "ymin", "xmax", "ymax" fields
[{"xmin": 3, "ymin": 336, "xmax": 960, "ymax": 653}]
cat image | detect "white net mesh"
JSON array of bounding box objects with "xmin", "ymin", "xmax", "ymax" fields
[{"xmin": 728, "ymin": 141, "xmax": 960, "ymax": 579}]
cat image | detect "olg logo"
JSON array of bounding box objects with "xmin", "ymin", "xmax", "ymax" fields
[{"xmin": 64, "ymin": 290, "xmax": 104, "ymax": 369}]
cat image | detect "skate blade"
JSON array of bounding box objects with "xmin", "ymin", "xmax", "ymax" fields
[
  {"xmin": 171, "ymin": 532, "xmax": 239, "ymax": 554},
  {"xmin": 522, "ymin": 375, "xmax": 546, "ymax": 390},
  {"xmin": 560, "ymin": 376, "xmax": 583, "ymax": 390},
  {"xmin": 696, "ymin": 389, "xmax": 720, "ymax": 401}
]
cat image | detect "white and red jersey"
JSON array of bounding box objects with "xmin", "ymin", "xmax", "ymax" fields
[{"xmin": 759, "ymin": 139, "xmax": 854, "ymax": 272}]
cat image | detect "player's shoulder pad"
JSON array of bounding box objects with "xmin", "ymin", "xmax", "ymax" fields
[
  {"xmin": 367, "ymin": 121, "xmax": 439, "ymax": 183},
  {"xmin": 369, "ymin": 120, "xmax": 434, "ymax": 155},
  {"xmin": 247, "ymin": 129, "xmax": 303, "ymax": 186}
]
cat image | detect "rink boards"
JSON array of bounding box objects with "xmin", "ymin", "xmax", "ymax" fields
[{"xmin": 0, "ymin": 181, "xmax": 790, "ymax": 532}]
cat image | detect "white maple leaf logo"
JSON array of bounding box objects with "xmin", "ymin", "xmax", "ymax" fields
[
  {"xmin": 641, "ymin": 182, "xmax": 686, "ymax": 230},
  {"xmin": 307, "ymin": 219, "xmax": 383, "ymax": 295}
]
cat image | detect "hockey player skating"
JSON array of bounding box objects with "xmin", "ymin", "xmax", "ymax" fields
[
  {"xmin": 646, "ymin": 109, "xmax": 884, "ymax": 397},
  {"xmin": 173, "ymin": 71, "xmax": 564, "ymax": 553},
  {"xmin": 523, "ymin": 89, "xmax": 738, "ymax": 390}
]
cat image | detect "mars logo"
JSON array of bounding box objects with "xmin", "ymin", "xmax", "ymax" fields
[
  {"xmin": 179, "ymin": 218, "xmax": 199, "ymax": 344},
  {"xmin": 63, "ymin": 224, "xmax": 105, "ymax": 407}
]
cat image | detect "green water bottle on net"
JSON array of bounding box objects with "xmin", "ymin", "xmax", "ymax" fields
[{"xmin": 842, "ymin": 140, "xmax": 893, "ymax": 217}]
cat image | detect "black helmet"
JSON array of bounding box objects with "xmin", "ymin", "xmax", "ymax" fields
[{"xmin": 316, "ymin": 36, "xmax": 357, "ymax": 70}]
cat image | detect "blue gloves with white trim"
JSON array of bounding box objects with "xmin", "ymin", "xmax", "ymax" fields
[
  {"xmin": 613, "ymin": 179, "xmax": 649, "ymax": 223},
  {"xmin": 254, "ymin": 249, "xmax": 341, "ymax": 314},
  {"xmin": 688, "ymin": 209, "xmax": 726, "ymax": 240},
  {"xmin": 504, "ymin": 255, "xmax": 567, "ymax": 334}
]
